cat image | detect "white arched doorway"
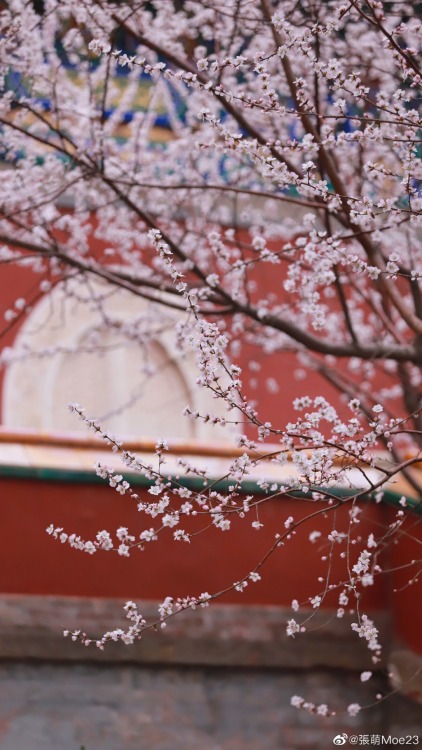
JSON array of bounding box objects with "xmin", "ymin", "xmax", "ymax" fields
[{"xmin": 2, "ymin": 278, "xmax": 238, "ymax": 443}]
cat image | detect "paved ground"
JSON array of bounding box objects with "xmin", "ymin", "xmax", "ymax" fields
[{"xmin": 0, "ymin": 661, "xmax": 421, "ymax": 750}]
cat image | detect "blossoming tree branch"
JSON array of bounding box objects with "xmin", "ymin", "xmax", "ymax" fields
[{"xmin": 0, "ymin": 0, "xmax": 421, "ymax": 718}]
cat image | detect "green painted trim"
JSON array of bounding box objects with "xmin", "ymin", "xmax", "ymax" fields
[
  {"xmin": 0, "ymin": 463, "xmax": 256, "ymax": 493},
  {"xmin": 287, "ymin": 487, "xmax": 422, "ymax": 515},
  {"xmin": 0, "ymin": 463, "xmax": 420, "ymax": 514}
]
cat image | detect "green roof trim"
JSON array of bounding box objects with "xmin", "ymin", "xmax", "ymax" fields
[{"xmin": 0, "ymin": 463, "xmax": 420, "ymax": 514}]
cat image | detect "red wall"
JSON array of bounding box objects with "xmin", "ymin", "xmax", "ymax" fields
[
  {"xmin": 0, "ymin": 220, "xmax": 386, "ymax": 428},
  {"xmin": 1, "ymin": 474, "xmax": 389, "ymax": 610}
]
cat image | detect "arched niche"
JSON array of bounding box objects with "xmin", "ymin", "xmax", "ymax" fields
[{"xmin": 2, "ymin": 278, "xmax": 239, "ymax": 443}]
